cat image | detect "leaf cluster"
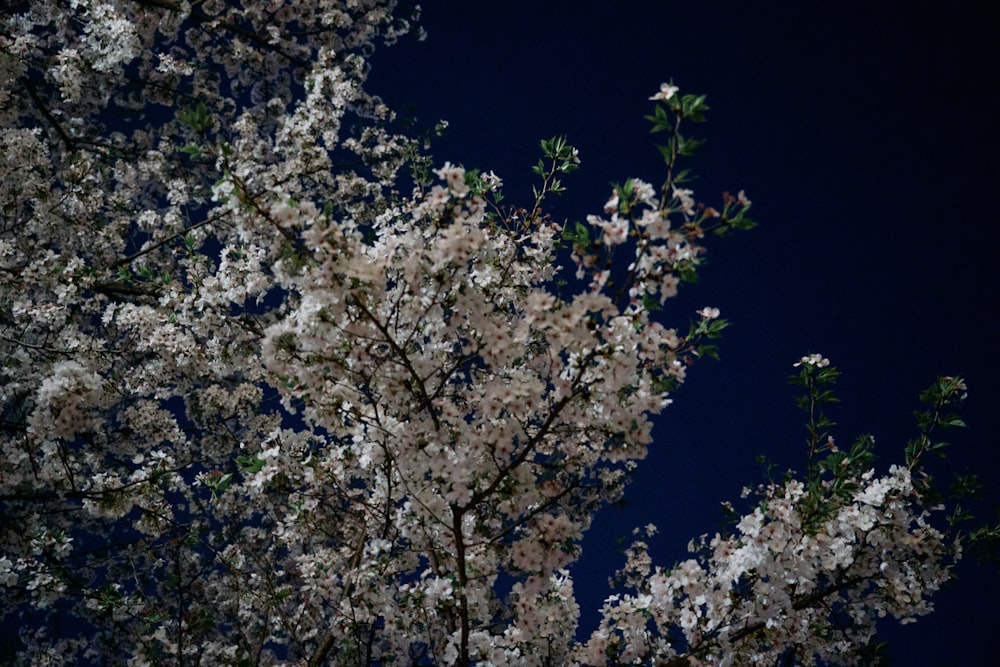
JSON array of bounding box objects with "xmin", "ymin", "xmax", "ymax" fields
[
  {"xmin": 177, "ymin": 100, "xmax": 213, "ymax": 135},
  {"xmin": 685, "ymin": 316, "xmax": 730, "ymax": 362},
  {"xmin": 646, "ymin": 91, "xmax": 710, "ymax": 168},
  {"xmin": 531, "ymin": 135, "xmax": 579, "ymax": 201},
  {"xmin": 905, "ymin": 375, "xmax": 968, "ymax": 471}
]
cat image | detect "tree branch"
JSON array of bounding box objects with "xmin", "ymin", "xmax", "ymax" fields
[{"xmin": 661, "ymin": 574, "xmax": 867, "ymax": 667}]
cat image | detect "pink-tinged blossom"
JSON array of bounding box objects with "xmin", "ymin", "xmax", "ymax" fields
[
  {"xmin": 587, "ymin": 213, "xmax": 629, "ymax": 246},
  {"xmin": 433, "ymin": 161, "xmax": 470, "ymax": 196},
  {"xmin": 632, "ymin": 178, "xmax": 658, "ymax": 207}
]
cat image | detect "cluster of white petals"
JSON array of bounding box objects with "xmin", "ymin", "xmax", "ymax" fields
[
  {"xmin": 583, "ymin": 466, "xmax": 956, "ymax": 665},
  {"xmin": 0, "ymin": 2, "xmax": 962, "ymax": 666}
]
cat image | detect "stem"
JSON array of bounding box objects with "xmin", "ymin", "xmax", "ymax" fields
[
  {"xmin": 112, "ymin": 209, "xmax": 230, "ymax": 269},
  {"xmin": 658, "ymin": 113, "xmax": 684, "ymax": 211},
  {"xmin": 175, "ymin": 548, "xmax": 185, "ymax": 667},
  {"xmin": 806, "ymin": 372, "xmax": 819, "ymax": 472},
  {"xmin": 451, "ymin": 505, "xmax": 470, "ymax": 667},
  {"xmin": 662, "ymin": 575, "xmax": 865, "ymax": 667},
  {"xmin": 19, "ymin": 76, "xmax": 76, "ymax": 151},
  {"xmin": 348, "ymin": 295, "xmax": 442, "ymax": 433}
]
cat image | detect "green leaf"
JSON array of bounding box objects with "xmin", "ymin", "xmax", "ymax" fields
[
  {"xmin": 816, "ymin": 367, "xmax": 841, "ymax": 384},
  {"xmin": 179, "ymin": 144, "xmax": 202, "ymax": 158},
  {"xmin": 561, "ymin": 221, "xmax": 591, "ymax": 248},
  {"xmin": 673, "ymin": 168, "xmax": 694, "ymax": 184},
  {"xmin": 651, "ymin": 373, "xmax": 678, "ymax": 393},
  {"xmin": 732, "ymin": 215, "xmax": 758, "ymax": 230},
  {"xmin": 696, "ymin": 344, "xmax": 720, "ymax": 361},
  {"xmin": 215, "ymin": 473, "xmax": 233, "ymax": 494},
  {"xmin": 236, "ymin": 455, "xmax": 266, "ymax": 474},
  {"xmin": 677, "ymin": 264, "xmax": 700, "ymax": 283},
  {"xmin": 178, "ymin": 101, "xmax": 213, "ymax": 133},
  {"xmin": 645, "ymin": 104, "xmax": 672, "ymax": 133},
  {"xmin": 681, "ymin": 94, "xmax": 710, "ymax": 122},
  {"xmin": 620, "ymin": 179, "xmax": 636, "ymax": 201},
  {"xmin": 704, "ymin": 318, "xmax": 730, "ymax": 339},
  {"xmin": 677, "ymin": 136, "xmax": 705, "ymax": 156},
  {"xmin": 656, "ymin": 143, "xmax": 673, "ymax": 164}
]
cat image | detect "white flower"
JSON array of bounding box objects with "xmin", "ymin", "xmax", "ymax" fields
[
  {"xmin": 586, "ymin": 214, "xmax": 629, "ymax": 246},
  {"xmin": 604, "ymin": 191, "xmax": 620, "ymax": 213},
  {"xmin": 649, "ymin": 82, "xmax": 680, "ymax": 101},
  {"xmin": 631, "ymin": 178, "xmax": 658, "ymax": 207},
  {"xmin": 433, "ymin": 161, "xmax": 469, "ymax": 196},
  {"xmin": 156, "ymin": 53, "xmax": 194, "ymax": 76},
  {"xmin": 672, "ymin": 187, "xmax": 696, "ymax": 216},
  {"xmin": 697, "ymin": 307, "xmax": 720, "ymax": 319},
  {"xmin": 481, "ymin": 170, "xmax": 503, "ymax": 191},
  {"xmin": 794, "ymin": 353, "xmax": 830, "ymax": 368}
]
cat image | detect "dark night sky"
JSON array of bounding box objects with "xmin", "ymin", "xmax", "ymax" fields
[{"xmin": 369, "ymin": 2, "xmax": 1000, "ymax": 664}]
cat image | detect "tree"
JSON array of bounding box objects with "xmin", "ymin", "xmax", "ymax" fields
[{"xmin": 0, "ymin": 1, "xmax": 976, "ymax": 664}]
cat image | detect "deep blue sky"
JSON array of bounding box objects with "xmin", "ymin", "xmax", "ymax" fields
[{"xmin": 370, "ymin": 2, "xmax": 999, "ymax": 663}]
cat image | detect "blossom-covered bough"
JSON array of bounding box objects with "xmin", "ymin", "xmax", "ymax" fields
[{"xmin": 0, "ymin": 1, "xmax": 973, "ymax": 665}]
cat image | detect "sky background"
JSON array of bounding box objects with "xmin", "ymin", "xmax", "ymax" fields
[{"xmin": 368, "ymin": 2, "xmax": 999, "ymax": 664}]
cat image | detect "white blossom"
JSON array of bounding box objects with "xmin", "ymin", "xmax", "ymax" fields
[{"xmin": 0, "ymin": 2, "xmax": 963, "ymax": 665}]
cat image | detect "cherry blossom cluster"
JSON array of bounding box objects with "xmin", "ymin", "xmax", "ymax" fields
[
  {"xmin": 255, "ymin": 149, "xmax": 715, "ymax": 661},
  {"xmin": 582, "ymin": 464, "xmax": 957, "ymax": 666},
  {"xmin": 0, "ymin": 1, "xmax": 970, "ymax": 665}
]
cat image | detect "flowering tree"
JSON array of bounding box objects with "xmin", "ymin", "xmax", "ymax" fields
[{"xmin": 0, "ymin": 1, "xmax": 973, "ymax": 665}]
